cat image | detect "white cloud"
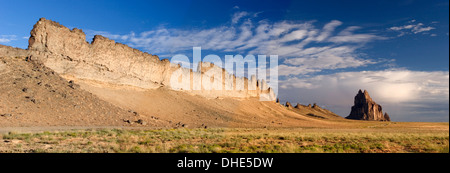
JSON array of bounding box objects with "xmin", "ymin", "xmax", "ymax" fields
[
  {"xmin": 81, "ymin": 11, "xmax": 389, "ymax": 88},
  {"xmin": 231, "ymin": 11, "xmax": 249, "ymax": 24},
  {"xmin": 328, "ymin": 26, "xmax": 386, "ymax": 43},
  {"xmin": 280, "ymin": 46, "xmax": 379, "ymax": 76},
  {"xmin": 278, "ymin": 64, "xmax": 319, "ymax": 76},
  {"xmin": 406, "ymin": 23, "xmax": 434, "ymax": 34},
  {"xmin": 0, "ymin": 35, "xmax": 17, "ymax": 43},
  {"xmin": 84, "ymin": 11, "xmax": 384, "ymax": 62},
  {"xmin": 280, "ymin": 30, "xmax": 308, "ymax": 42},
  {"xmin": 389, "ymin": 21, "xmax": 436, "ymax": 36},
  {"xmin": 315, "ymin": 20, "xmax": 342, "ymax": 42},
  {"xmin": 390, "ymin": 25, "xmax": 415, "ymax": 31}
]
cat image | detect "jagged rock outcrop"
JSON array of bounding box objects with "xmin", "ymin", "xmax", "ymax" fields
[
  {"xmin": 384, "ymin": 113, "xmax": 391, "ymax": 121},
  {"xmin": 26, "ymin": 18, "xmax": 276, "ymax": 100},
  {"xmin": 285, "ymin": 101, "xmax": 293, "ymax": 108},
  {"xmin": 294, "ymin": 103, "xmax": 310, "ymax": 110},
  {"xmin": 311, "ymin": 103, "xmax": 338, "ymax": 116},
  {"xmin": 287, "ymin": 101, "xmax": 341, "ymax": 118},
  {"xmin": 0, "ymin": 45, "xmax": 29, "ymax": 57},
  {"xmin": 346, "ymin": 90, "xmax": 390, "ymax": 121}
]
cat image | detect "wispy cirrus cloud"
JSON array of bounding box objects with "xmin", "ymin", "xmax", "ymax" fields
[
  {"xmin": 279, "ymin": 46, "xmax": 378, "ymax": 76},
  {"xmin": 231, "ymin": 11, "xmax": 249, "ymax": 24},
  {"xmin": 389, "ymin": 20, "xmax": 436, "ymax": 37},
  {"xmin": 84, "ymin": 11, "xmax": 384, "ymax": 56},
  {"xmin": 0, "ymin": 35, "xmax": 17, "ymax": 43},
  {"xmin": 328, "ymin": 26, "xmax": 385, "ymax": 43},
  {"xmin": 86, "ymin": 12, "xmax": 385, "ymax": 77}
]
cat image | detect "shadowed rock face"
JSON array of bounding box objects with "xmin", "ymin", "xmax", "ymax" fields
[
  {"xmin": 346, "ymin": 90, "xmax": 390, "ymax": 121},
  {"xmin": 384, "ymin": 113, "xmax": 391, "ymax": 121}
]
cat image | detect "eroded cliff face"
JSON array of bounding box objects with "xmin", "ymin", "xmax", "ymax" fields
[
  {"xmin": 28, "ymin": 18, "xmax": 168, "ymax": 89},
  {"xmin": 346, "ymin": 90, "xmax": 390, "ymax": 121},
  {"xmin": 27, "ymin": 18, "xmax": 275, "ymax": 100}
]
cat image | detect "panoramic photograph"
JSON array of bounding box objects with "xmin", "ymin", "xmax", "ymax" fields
[{"xmin": 0, "ymin": 0, "xmax": 448, "ymax": 170}]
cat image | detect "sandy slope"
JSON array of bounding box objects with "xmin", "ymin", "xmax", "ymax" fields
[
  {"xmin": 0, "ymin": 56, "xmax": 139, "ymax": 127},
  {"xmin": 68, "ymin": 76, "xmax": 362, "ymax": 129}
]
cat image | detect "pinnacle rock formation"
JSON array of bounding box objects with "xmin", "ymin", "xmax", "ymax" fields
[
  {"xmin": 346, "ymin": 90, "xmax": 390, "ymax": 121},
  {"xmin": 294, "ymin": 103, "xmax": 301, "ymax": 109},
  {"xmin": 384, "ymin": 113, "xmax": 391, "ymax": 121},
  {"xmin": 285, "ymin": 101, "xmax": 293, "ymax": 108}
]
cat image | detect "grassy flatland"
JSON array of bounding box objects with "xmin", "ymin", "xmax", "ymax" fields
[{"xmin": 0, "ymin": 123, "xmax": 448, "ymax": 153}]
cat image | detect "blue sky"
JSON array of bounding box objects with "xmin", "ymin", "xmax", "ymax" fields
[{"xmin": 1, "ymin": 0, "xmax": 448, "ymax": 121}]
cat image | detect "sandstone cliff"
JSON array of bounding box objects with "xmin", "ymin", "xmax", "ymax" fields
[
  {"xmin": 346, "ymin": 90, "xmax": 390, "ymax": 121},
  {"xmin": 27, "ymin": 18, "xmax": 276, "ymax": 100}
]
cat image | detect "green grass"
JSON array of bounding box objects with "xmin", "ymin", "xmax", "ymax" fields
[{"xmin": 0, "ymin": 128, "xmax": 448, "ymax": 153}]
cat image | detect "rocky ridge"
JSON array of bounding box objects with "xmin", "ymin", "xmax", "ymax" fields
[{"xmin": 27, "ymin": 18, "xmax": 276, "ymax": 100}]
